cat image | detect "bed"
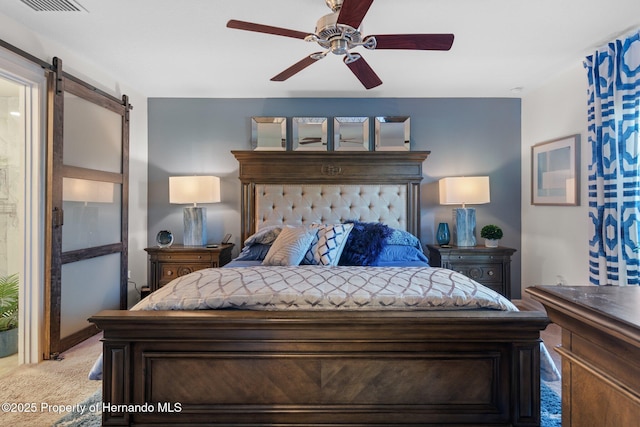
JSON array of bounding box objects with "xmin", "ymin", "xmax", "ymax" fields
[{"xmin": 90, "ymin": 151, "xmax": 550, "ymax": 426}]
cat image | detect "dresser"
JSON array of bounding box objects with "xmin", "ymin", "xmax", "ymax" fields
[
  {"xmin": 144, "ymin": 244, "xmax": 234, "ymax": 293},
  {"xmin": 426, "ymin": 244, "xmax": 516, "ymax": 299},
  {"xmin": 526, "ymin": 285, "xmax": 640, "ymax": 427}
]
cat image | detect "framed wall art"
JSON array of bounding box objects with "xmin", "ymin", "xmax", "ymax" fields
[
  {"xmin": 251, "ymin": 117, "xmax": 286, "ymax": 150},
  {"xmin": 334, "ymin": 117, "xmax": 369, "ymax": 151},
  {"xmin": 292, "ymin": 117, "xmax": 328, "ymax": 151},
  {"xmin": 531, "ymin": 134, "xmax": 580, "ymax": 206},
  {"xmin": 374, "ymin": 116, "xmax": 410, "ymax": 151}
]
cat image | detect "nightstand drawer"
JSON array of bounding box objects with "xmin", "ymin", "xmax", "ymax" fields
[
  {"xmin": 448, "ymin": 263, "xmax": 503, "ymax": 283},
  {"xmin": 450, "ymin": 254, "xmax": 504, "ymax": 263},
  {"xmin": 426, "ymin": 244, "xmax": 516, "ymax": 299},
  {"xmin": 145, "ymin": 244, "xmax": 235, "ymax": 293},
  {"xmin": 156, "ymin": 253, "xmax": 213, "ymax": 262},
  {"xmin": 159, "ymin": 262, "xmax": 211, "ymax": 285}
]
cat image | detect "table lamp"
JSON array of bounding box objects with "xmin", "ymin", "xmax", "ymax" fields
[
  {"xmin": 439, "ymin": 176, "xmax": 490, "ymax": 247},
  {"xmin": 169, "ymin": 176, "xmax": 220, "ymax": 246}
]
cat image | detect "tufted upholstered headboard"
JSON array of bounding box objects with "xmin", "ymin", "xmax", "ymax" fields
[
  {"xmin": 254, "ymin": 184, "xmax": 408, "ymax": 231},
  {"xmin": 232, "ymin": 151, "xmax": 430, "ymax": 243}
]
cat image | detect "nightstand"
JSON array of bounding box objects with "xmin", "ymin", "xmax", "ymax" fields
[
  {"xmin": 426, "ymin": 244, "xmax": 516, "ymax": 299},
  {"xmin": 144, "ymin": 244, "xmax": 234, "ymax": 293}
]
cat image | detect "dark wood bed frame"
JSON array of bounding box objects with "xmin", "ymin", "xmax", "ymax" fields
[{"xmin": 90, "ymin": 151, "xmax": 549, "ymax": 426}]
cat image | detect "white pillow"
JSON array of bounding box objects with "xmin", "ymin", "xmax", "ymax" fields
[
  {"xmin": 262, "ymin": 226, "xmax": 315, "ymax": 266},
  {"xmin": 303, "ymin": 223, "xmax": 354, "ymax": 266}
]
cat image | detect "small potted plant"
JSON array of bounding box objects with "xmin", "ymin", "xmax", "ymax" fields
[
  {"xmin": 0, "ymin": 273, "xmax": 19, "ymax": 358},
  {"xmin": 480, "ymin": 225, "xmax": 503, "ymax": 248}
]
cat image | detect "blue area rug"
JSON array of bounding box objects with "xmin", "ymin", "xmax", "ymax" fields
[
  {"xmin": 54, "ymin": 383, "xmax": 562, "ymax": 426},
  {"xmin": 541, "ymin": 381, "xmax": 562, "ymax": 427},
  {"xmin": 51, "ymin": 389, "xmax": 101, "ymax": 427}
]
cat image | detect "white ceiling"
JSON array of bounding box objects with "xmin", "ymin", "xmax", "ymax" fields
[{"xmin": 1, "ymin": 0, "xmax": 640, "ymax": 98}]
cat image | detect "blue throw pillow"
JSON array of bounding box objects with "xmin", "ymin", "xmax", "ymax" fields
[
  {"xmin": 236, "ymin": 243, "xmax": 272, "ymax": 261},
  {"xmin": 338, "ymin": 220, "xmax": 393, "ymax": 266},
  {"xmin": 385, "ymin": 228, "xmax": 422, "ymax": 248},
  {"xmin": 373, "ymin": 245, "xmax": 429, "ymax": 265}
]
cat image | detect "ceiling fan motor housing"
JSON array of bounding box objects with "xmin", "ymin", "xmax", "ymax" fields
[{"xmin": 315, "ymin": 12, "xmax": 363, "ymax": 55}]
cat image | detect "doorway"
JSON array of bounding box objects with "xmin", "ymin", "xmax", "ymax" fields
[
  {"xmin": 0, "ymin": 76, "xmax": 23, "ymax": 373},
  {"xmin": 0, "ymin": 46, "xmax": 47, "ymax": 368},
  {"xmin": 0, "ymin": 44, "xmax": 129, "ymax": 368}
]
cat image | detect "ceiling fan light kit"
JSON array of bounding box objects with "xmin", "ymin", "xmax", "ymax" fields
[{"xmin": 226, "ymin": 0, "xmax": 454, "ymax": 89}]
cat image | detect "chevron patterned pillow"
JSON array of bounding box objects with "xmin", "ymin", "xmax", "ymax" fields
[{"xmin": 262, "ymin": 226, "xmax": 315, "ymax": 266}]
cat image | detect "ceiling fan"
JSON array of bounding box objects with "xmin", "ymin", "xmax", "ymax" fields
[{"xmin": 227, "ymin": 0, "xmax": 454, "ymax": 89}]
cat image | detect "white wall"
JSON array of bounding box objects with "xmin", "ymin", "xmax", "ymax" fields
[
  {"xmin": 521, "ymin": 62, "xmax": 590, "ymax": 293},
  {"xmin": 0, "ymin": 13, "xmax": 149, "ymax": 306}
]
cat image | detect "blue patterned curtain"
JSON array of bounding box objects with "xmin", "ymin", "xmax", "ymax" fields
[{"xmin": 584, "ymin": 29, "xmax": 640, "ymax": 285}]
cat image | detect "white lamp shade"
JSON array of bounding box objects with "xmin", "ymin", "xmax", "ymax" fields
[
  {"xmin": 439, "ymin": 176, "xmax": 491, "ymax": 206},
  {"xmin": 169, "ymin": 176, "xmax": 221, "ymax": 205}
]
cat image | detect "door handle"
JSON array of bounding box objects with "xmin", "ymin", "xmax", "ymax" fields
[{"xmin": 52, "ymin": 207, "xmax": 64, "ymax": 228}]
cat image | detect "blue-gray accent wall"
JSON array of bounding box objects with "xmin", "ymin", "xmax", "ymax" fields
[{"xmin": 148, "ymin": 98, "xmax": 522, "ymax": 297}]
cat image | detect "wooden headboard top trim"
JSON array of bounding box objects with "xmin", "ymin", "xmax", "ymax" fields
[
  {"xmin": 232, "ymin": 151, "xmax": 430, "ymax": 184},
  {"xmin": 232, "ymin": 151, "xmax": 430, "ymax": 242}
]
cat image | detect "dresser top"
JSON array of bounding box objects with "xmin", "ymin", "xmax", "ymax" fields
[{"xmin": 527, "ymin": 285, "xmax": 640, "ymax": 344}]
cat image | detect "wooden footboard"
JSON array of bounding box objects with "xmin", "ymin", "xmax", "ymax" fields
[{"xmin": 90, "ymin": 309, "xmax": 548, "ymax": 426}]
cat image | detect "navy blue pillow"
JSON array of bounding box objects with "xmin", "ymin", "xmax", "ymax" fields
[
  {"xmin": 338, "ymin": 221, "xmax": 393, "ymax": 266},
  {"xmin": 236, "ymin": 243, "xmax": 272, "ymax": 261}
]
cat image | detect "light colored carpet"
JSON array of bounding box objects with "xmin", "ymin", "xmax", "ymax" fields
[{"xmin": 0, "ymin": 333, "xmax": 102, "ymax": 427}]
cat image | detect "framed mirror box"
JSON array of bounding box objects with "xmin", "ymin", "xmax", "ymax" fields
[
  {"xmin": 251, "ymin": 117, "xmax": 286, "ymax": 150},
  {"xmin": 334, "ymin": 117, "xmax": 369, "ymax": 151},
  {"xmin": 249, "ymin": 116, "xmax": 411, "ymax": 151},
  {"xmin": 292, "ymin": 117, "xmax": 328, "ymax": 151},
  {"xmin": 375, "ymin": 116, "xmax": 410, "ymax": 151}
]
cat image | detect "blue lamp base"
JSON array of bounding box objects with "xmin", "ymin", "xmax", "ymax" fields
[
  {"xmin": 183, "ymin": 206, "xmax": 207, "ymax": 246},
  {"xmin": 454, "ymin": 207, "xmax": 476, "ymax": 247}
]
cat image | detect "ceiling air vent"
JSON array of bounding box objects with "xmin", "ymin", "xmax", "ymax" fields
[{"xmin": 20, "ymin": 0, "xmax": 87, "ymax": 12}]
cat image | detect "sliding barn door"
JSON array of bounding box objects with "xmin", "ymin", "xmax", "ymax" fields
[{"xmin": 44, "ymin": 57, "xmax": 130, "ymax": 358}]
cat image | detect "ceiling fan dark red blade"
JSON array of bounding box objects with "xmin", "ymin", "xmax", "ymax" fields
[
  {"xmin": 343, "ymin": 55, "xmax": 382, "ymax": 90},
  {"xmin": 369, "ymin": 34, "xmax": 455, "ymax": 50},
  {"xmin": 271, "ymin": 54, "xmax": 323, "ymax": 82},
  {"xmin": 336, "ymin": 0, "xmax": 374, "ymax": 29},
  {"xmin": 227, "ymin": 19, "xmax": 310, "ymax": 40}
]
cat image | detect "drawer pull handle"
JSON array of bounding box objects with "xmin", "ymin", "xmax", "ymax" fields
[
  {"xmin": 167, "ymin": 270, "xmax": 173, "ymax": 276},
  {"xmin": 488, "ymin": 271, "xmax": 494, "ymax": 276}
]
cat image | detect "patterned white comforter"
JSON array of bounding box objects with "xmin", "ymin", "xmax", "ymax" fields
[
  {"xmin": 133, "ymin": 266, "xmax": 518, "ymax": 312},
  {"xmin": 91, "ymin": 266, "xmax": 560, "ymax": 382}
]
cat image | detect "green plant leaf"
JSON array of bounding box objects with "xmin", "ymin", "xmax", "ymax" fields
[
  {"xmin": 480, "ymin": 225, "xmax": 503, "ymax": 240},
  {"xmin": 0, "ymin": 273, "xmax": 19, "ymax": 331}
]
